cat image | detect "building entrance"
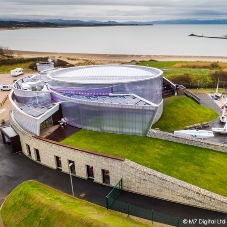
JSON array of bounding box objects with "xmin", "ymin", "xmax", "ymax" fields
[{"xmin": 87, "ymin": 165, "xmax": 94, "ymax": 179}]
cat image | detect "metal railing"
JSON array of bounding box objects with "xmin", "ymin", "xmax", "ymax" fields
[
  {"xmin": 106, "ymin": 178, "xmax": 122, "ymax": 209},
  {"xmin": 109, "ymin": 200, "xmax": 198, "ymax": 227}
]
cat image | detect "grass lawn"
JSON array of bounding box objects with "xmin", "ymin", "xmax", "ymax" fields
[
  {"xmin": 152, "ymin": 96, "xmax": 218, "ymax": 131},
  {"xmin": 1, "ymin": 181, "xmax": 150, "ymax": 227},
  {"xmin": 61, "ymin": 129, "xmax": 227, "ymax": 197}
]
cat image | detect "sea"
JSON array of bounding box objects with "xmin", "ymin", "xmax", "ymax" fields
[{"xmin": 0, "ymin": 24, "xmax": 227, "ymax": 56}]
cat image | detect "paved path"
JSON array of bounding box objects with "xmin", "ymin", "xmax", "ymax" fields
[
  {"xmin": 198, "ymin": 94, "xmax": 222, "ymax": 115},
  {"xmin": 0, "ymin": 133, "xmax": 226, "ymax": 226}
]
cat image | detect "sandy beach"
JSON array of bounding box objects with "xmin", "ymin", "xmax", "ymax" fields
[{"xmin": 12, "ymin": 50, "xmax": 227, "ymax": 64}]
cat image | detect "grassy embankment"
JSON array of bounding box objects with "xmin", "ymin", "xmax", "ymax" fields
[
  {"xmin": 1, "ymin": 181, "xmax": 151, "ymax": 227},
  {"xmin": 152, "ymin": 96, "xmax": 218, "ymax": 131}
]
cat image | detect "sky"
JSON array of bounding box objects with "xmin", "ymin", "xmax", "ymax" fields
[{"xmin": 1, "ymin": 0, "xmax": 227, "ymax": 22}]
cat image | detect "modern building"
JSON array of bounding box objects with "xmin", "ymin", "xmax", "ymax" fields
[
  {"xmin": 10, "ymin": 65, "xmax": 163, "ymax": 136},
  {"xmin": 7, "ymin": 64, "xmax": 225, "ymax": 213}
]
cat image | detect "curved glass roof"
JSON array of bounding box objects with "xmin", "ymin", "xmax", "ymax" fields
[{"xmin": 49, "ymin": 65, "xmax": 162, "ymax": 84}]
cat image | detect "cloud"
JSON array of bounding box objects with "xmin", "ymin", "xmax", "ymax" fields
[{"xmin": 0, "ymin": 0, "xmax": 227, "ymax": 21}]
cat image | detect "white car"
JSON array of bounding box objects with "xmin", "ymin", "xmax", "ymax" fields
[{"xmin": 0, "ymin": 85, "xmax": 12, "ymax": 91}]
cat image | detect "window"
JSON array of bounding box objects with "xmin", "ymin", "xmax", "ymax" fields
[
  {"xmin": 26, "ymin": 144, "xmax": 31, "ymax": 157},
  {"xmin": 102, "ymin": 169, "xmax": 110, "ymax": 184},
  {"xmin": 34, "ymin": 149, "xmax": 41, "ymax": 162},
  {"xmin": 55, "ymin": 156, "xmax": 62, "ymax": 169},
  {"xmin": 87, "ymin": 165, "xmax": 94, "ymax": 179},
  {"xmin": 68, "ymin": 160, "xmax": 76, "ymax": 175}
]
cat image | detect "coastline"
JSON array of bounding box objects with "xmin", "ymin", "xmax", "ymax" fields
[
  {"xmin": 0, "ymin": 24, "xmax": 151, "ymax": 32},
  {"xmin": 12, "ymin": 50, "xmax": 227, "ymax": 64}
]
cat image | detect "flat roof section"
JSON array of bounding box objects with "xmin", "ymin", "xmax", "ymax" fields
[
  {"xmin": 0, "ymin": 126, "xmax": 18, "ymax": 138},
  {"xmin": 49, "ymin": 65, "xmax": 162, "ymax": 84}
]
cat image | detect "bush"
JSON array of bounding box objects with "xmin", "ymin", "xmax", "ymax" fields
[
  {"xmin": 0, "ymin": 119, "xmax": 5, "ymax": 125},
  {"xmin": 0, "ymin": 45, "xmax": 13, "ymax": 57},
  {"xmin": 210, "ymin": 71, "xmax": 227, "ymax": 83},
  {"xmin": 171, "ymin": 73, "xmax": 192, "ymax": 84}
]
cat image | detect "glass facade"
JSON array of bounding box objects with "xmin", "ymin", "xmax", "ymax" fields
[{"xmin": 49, "ymin": 77, "xmax": 162, "ymax": 105}]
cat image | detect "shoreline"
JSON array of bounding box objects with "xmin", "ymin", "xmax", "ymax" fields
[
  {"xmin": 0, "ymin": 24, "xmax": 152, "ymax": 31},
  {"xmin": 12, "ymin": 50, "xmax": 227, "ymax": 63}
]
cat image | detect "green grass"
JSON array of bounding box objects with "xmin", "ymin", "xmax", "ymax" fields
[
  {"xmin": 138, "ymin": 61, "xmax": 215, "ymax": 82},
  {"xmin": 61, "ymin": 130, "xmax": 227, "ymax": 197},
  {"xmin": 1, "ymin": 181, "xmax": 150, "ymax": 227},
  {"xmin": 0, "ymin": 62, "xmax": 34, "ymax": 73},
  {"xmin": 152, "ymin": 96, "xmax": 218, "ymax": 131}
]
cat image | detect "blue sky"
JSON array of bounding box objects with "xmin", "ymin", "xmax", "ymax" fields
[{"xmin": 1, "ymin": 0, "xmax": 227, "ymax": 21}]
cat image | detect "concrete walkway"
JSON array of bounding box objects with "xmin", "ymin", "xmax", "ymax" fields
[{"xmin": 0, "ymin": 133, "xmax": 226, "ymax": 226}]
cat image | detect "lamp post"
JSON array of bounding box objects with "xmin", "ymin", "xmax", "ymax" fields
[{"xmin": 69, "ymin": 163, "xmax": 74, "ymax": 197}]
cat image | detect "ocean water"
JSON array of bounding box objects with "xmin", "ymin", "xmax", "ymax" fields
[{"xmin": 0, "ymin": 24, "xmax": 227, "ymax": 56}]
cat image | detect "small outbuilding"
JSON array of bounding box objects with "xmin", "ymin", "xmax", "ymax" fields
[{"xmin": 0, "ymin": 126, "xmax": 22, "ymax": 153}]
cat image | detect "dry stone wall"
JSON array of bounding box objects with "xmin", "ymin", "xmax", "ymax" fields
[
  {"xmin": 148, "ymin": 129, "xmax": 227, "ymax": 152},
  {"xmin": 9, "ymin": 111, "xmax": 227, "ymax": 213}
]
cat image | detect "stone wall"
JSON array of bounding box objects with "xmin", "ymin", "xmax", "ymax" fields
[
  {"xmin": 148, "ymin": 129, "xmax": 227, "ymax": 153},
  {"xmin": 123, "ymin": 160, "xmax": 227, "ymax": 213},
  {"xmin": 9, "ymin": 111, "xmax": 227, "ymax": 213},
  {"xmin": 180, "ymin": 85, "xmax": 201, "ymax": 104}
]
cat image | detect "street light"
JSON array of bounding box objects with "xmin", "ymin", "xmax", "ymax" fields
[{"xmin": 69, "ymin": 163, "xmax": 74, "ymax": 197}]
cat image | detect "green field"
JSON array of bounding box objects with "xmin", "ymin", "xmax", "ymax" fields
[
  {"xmin": 152, "ymin": 96, "xmax": 218, "ymax": 131},
  {"xmin": 139, "ymin": 61, "xmax": 212, "ymax": 81},
  {"xmin": 61, "ymin": 128, "xmax": 227, "ymax": 197},
  {"xmin": 1, "ymin": 181, "xmax": 150, "ymax": 227}
]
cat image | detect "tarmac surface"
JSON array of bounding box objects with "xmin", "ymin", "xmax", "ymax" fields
[
  {"xmin": 197, "ymin": 94, "xmax": 227, "ymax": 143},
  {"xmin": 0, "ymin": 123, "xmax": 227, "ymax": 226}
]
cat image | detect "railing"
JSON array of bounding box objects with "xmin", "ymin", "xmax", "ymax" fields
[
  {"xmin": 106, "ymin": 178, "xmax": 122, "ymax": 209},
  {"xmin": 110, "ymin": 200, "xmax": 198, "ymax": 227}
]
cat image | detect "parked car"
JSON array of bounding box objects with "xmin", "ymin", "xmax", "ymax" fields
[
  {"xmin": 0, "ymin": 85, "xmax": 12, "ymax": 91},
  {"xmin": 11, "ymin": 68, "xmax": 24, "ymax": 77}
]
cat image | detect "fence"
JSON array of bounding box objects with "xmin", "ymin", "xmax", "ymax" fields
[
  {"xmin": 0, "ymin": 95, "xmax": 8, "ymax": 107},
  {"xmin": 109, "ymin": 200, "xmax": 198, "ymax": 227},
  {"xmin": 106, "ymin": 178, "xmax": 122, "ymax": 209}
]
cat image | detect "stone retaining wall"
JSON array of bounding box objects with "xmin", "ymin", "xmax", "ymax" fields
[
  {"xmin": 148, "ymin": 129, "xmax": 227, "ymax": 153},
  {"xmin": 9, "ymin": 111, "xmax": 227, "ymax": 213},
  {"xmin": 179, "ymin": 85, "xmax": 201, "ymax": 104}
]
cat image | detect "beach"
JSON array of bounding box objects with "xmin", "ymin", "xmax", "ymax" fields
[{"xmin": 12, "ymin": 50, "xmax": 227, "ymax": 64}]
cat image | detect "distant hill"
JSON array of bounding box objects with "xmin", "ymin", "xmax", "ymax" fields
[
  {"xmin": 2, "ymin": 18, "xmax": 227, "ymax": 25},
  {"xmin": 0, "ymin": 19, "xmax": 153, "ymax": 26},
  {"xmin": 152, "ymin": 19, "xmax": 227, "ymax": 24}
]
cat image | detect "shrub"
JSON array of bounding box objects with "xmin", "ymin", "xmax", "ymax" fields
[{"xmin": 171, "ymin": 73, "xmax": 192, "ymax": 84}]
